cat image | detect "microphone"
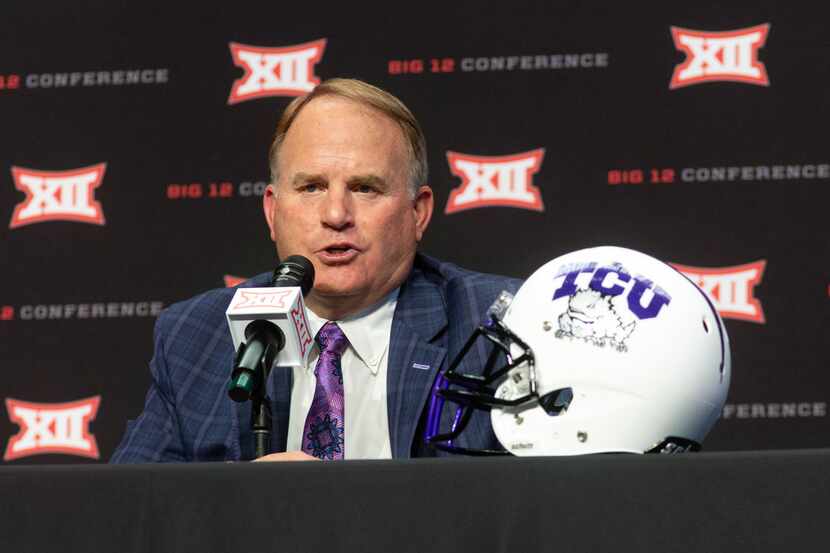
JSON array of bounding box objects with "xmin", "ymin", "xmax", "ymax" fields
[
  {"xmin": 271, "ymin": 255, "xmax": 314, "ymax": 293},
  {"xmin": 226, "ymin": 256, "xmax": 315, "ymax": 402}
]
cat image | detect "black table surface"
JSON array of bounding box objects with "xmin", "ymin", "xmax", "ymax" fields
[{"xmin": 2, "ymin": 449, "xmax": 828, "ymax": 553}]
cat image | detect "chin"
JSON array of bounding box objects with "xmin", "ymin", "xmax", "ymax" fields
[{"xmin": 313, "ymin": 280, "xmax": 366, "ymax": 298}]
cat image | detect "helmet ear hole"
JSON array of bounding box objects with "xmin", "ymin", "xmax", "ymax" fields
[
  {"xmin": 702, "ymin": 316, "xmax": 710, "ymax": 333},
  {"xmin": 539, "ymin": 387, "xmax": 573, "ymax": 416}
]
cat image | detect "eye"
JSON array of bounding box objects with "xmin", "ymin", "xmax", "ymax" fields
[
  {"xmin": 301, "ymin": 183, "xmax": 322, "ymax": 193},
  {"xmin": 356, "ymin": 184, "xmax": 376, "ymax": 194}
]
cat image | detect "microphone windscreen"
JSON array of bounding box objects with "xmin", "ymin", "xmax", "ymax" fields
[{"xmin": 272, "ymin": 255, "xmax": 315, "ymax": 296}]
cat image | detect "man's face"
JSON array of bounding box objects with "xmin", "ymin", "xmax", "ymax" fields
[{"xmin": 263, "ymin": 95, "xmax": 433, "ymax": 318}]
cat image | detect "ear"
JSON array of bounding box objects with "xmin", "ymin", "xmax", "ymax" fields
[
  {"xmin": 413, "ymin": 185, "xmax": 434, "ymax": 242},
  {"xmin": 263, "ymin": 183, "xmax": 278, "ymax": 241}
]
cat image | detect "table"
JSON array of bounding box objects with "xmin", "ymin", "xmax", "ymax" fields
[{"xmin": 1, "ymin": 449, "xmax": 827, "ymax": 553}]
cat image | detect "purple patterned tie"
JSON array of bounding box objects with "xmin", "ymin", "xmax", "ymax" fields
[{"xmin": 302, "ymin": 322, "xmax": 348, "ymax": 460}]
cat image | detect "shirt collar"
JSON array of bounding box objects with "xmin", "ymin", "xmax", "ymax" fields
[{"xmin": 305, "ymin": 288, "xmax": 399, "ymax": 375}]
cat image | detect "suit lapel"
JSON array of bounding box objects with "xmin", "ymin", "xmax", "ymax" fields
[
  {"xmin": 389, "ymin": 257, "xmax": 508, "ymax": 455},
  {"xmin": 387, "ymin": 262, "xmax": 448, "ymax": 458}
]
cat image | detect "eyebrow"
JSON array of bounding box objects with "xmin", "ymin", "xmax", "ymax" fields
[
  {"xmin": 290, "ymin": 172, "xmax": 390, "ymax": 191},
  {"xmin": 346, "ymin": 174, "xmax": 388, "ymax": 190},
  {"xmin": 291, "ymin": 172, "xmax": 325, "ymax": 187}
]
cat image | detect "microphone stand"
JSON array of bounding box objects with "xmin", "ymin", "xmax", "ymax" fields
[
  {"xmin": 229, "ymin": 328, "xmax": 281, "ymax": 460},
  {"xmin": 251, "ymin": 364, "xmax": 272, "ymax": 459},
  {"xmin": 228, "ymin": 255, "xmax": 315, "ymax": 459}
]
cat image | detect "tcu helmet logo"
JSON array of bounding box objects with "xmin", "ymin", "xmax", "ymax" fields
[
  {"xmin": 672, "ymin": 260, "xmax": 766, "ymax": 323},
  {"xmin": 10, "ymin": 164, "xmax": 106, "ymax": 228},
  {"xmin": 552, "ymin": 262, "xmax": 672, "ymax": 352},
  {"xmin": 670, "ymin": 24, "xmax": 770, "ymax": 88},
  {"xmin": 445, "ymin": 149, "xmax": 545, "ymax": 214},
  {"xmin": 228, "ymin": 39, "xmax": 326, "ymax": 104},
  {"xmin": 5, "ymin": 397, "xmax": 100, "ymax": 460}
]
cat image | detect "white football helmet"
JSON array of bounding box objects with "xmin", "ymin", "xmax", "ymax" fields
[{"xmin": 425, "ymin": 246, "xmax": 731, "ymax": 455}]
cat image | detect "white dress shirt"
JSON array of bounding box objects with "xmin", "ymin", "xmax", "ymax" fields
[{"xmin": 286, "ymin": 289, "xmax": 398, "ymax": 459}]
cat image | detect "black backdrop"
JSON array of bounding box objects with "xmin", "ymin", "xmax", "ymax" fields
[{"xmin": 2, "ymin": 2, "xmax": 828, "ymax": 464}]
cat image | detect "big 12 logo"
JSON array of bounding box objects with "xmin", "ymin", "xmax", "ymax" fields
[
  {"xmin": 228, "ymin": 39, "xmax": 326, "ymax": 104},
  {"xmin": 10, "ymin": 164, "xmax": 106, "ymax": 228},
  {"xmin": 670, "ymin": 24, "xmax": 770, "ymax": 88},
  {"xmin": 5, "ymin": 397, "xmax": 101, "ymax": 461},
  {"xmin": 445, "ymin": 149, "xmax": 545, "ymax": 213}
]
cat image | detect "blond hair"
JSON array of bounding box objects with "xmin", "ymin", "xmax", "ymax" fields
[{"xmin": 268, "ymin": 78, "xmax": 428, "ymax": 195}]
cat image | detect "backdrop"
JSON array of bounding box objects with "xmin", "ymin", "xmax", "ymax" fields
[{"xmin": 2, "ymin": 3, "xmax": 827, "ymax": 463}]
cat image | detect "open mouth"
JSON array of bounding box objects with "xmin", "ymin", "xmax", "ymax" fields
[{"xmin": 317, "ymin": 243, "xmax": 360, "ymax": 263}]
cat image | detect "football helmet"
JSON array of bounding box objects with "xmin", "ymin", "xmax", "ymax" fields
[{"xmin": 425, "ymin": 246, "xmax": 731, "ymax": 455}]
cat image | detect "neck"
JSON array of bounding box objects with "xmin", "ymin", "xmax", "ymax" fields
[
  {"xmin": 305, "ymin": 296, "xmax": 362, "ymax": 321},
  {"xmin": 306, "ymin": 287, "xmax": 395, "ymax": 321}
]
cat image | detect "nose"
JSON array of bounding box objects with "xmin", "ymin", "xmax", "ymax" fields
[{"xmin": 320, "ymin": 185, "xmax": 354, "ymax": 231}]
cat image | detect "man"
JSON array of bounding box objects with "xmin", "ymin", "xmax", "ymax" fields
[{"xmin": 111, "ymin": 79, "xmax": 520, "ymax": 462}]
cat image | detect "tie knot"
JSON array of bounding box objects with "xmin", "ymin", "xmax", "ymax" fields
[{"xmin": 316, "ymin": 322, "xmax": 348, "ymax": 356}]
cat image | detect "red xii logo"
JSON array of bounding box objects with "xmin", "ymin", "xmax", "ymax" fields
[
  {"xmin": 224, "ymin": 275, "xmax": 246, "ymax": 288},
  {"xmin": 5, "ymin": 397, "xmax": 101, "ymax": 460},
  {"xmin": 232, "ymin": 289, "xmax": 293, "ymax": 310},
  {"xmin": 445, "ymin": 149, "xmax": 545, "ymax": 214},
  {"xmin": 671, "ymin": 260, "xmax": 766, "ymax": 323},
  {"xmin": 670, "ymin": 24, "xmax": 770, "ymax": 88},
  {"xmin": 291, "ymin": 305, "xmax": 313, "ymax": 357},
  {"xmin": 228, "ymin": 39, "xmax": 327, "ymax": 104},
  {"xmin": 10, "ymin": 164, "xmax": 106, "ymax": 228}
]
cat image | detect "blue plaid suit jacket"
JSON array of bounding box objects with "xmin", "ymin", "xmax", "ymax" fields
[{"xmin": 111, "ymin": 254, "xmax": 521, "ymax": 462}]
